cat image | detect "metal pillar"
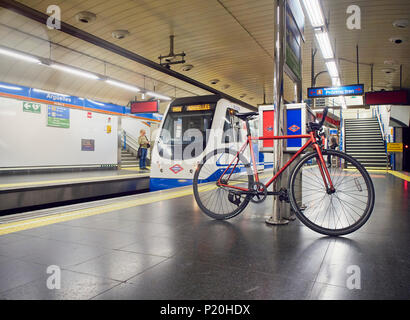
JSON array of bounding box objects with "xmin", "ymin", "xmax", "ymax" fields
[
  {"xmin": 370, "ymin": 64, "xmax": 374, "ymax": 91},
  {"xmin": 117, "ymin": 117, "xmax": 122, "ymax": 169},
  {"xmin": 400, "ymin": 64, "xmax": 403, "ymax": 90},
  {"xmin": 311, "ymin": 48, "xmax": 317, "ymax": 87},
  {"xmin": 266, "ymin": 0, "xmax": 288, "ymax": 225},
  {"xmin": 356, "ymin": 45, "xmax": 359, "ymax": 84}
]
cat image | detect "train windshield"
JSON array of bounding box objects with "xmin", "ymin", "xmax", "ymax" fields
[{"xmin": 158, "ymin": 103, "xmax": 215, "ymax": 160}]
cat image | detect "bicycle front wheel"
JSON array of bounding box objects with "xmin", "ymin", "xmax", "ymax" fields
[
  {"xmin": 289, "ymin": 149, "xmax": 375, "ymax": 236},
  {"xmin": 193, "ymin": 148, "xmax": 254, "ymax": 220}
]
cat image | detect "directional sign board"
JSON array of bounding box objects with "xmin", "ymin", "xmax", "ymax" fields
[{"xmin": 308, "ymin": 84, "xmax": 364, "ymax": 98}]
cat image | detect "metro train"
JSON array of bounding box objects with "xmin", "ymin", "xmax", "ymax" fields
[{"xmin": 149, "ymin": 95, "xmax": 273, "ymax": 191}]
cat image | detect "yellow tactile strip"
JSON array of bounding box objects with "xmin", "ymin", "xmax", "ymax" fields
[
  {"xmin": 120, "ymin": 166, "xmax": 151, "ymax": 172},
  {"xmin": 387, "ymin": 170, "xmax": 410, "ymax": 182},
  {"xmin": 344, "ymin": 169, "xmax": 409, "ymax": 182},
  {"xmin": 0, "ymin": 187, "xmax": 194, "ymax": 236}
]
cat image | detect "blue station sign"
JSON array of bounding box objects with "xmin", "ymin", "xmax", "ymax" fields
[
  {"xmin": 0, "ymin": 80, "xmax": 163, "ymax": 122},
  {"xmin": 308, "ymin": 84, "xmax": 364, "ymax": 98}
]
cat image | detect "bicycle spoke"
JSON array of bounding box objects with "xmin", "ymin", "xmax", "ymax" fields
[
  {"xmin": 290, "ymin": 150, "xmax": 374, "ymax": 235},
  {"xmin": 193, "ymin": 149, "xmax": 253, "ymax": 219}
]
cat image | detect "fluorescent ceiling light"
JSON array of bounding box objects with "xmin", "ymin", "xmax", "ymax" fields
[
  {"xmin": 50, "ymin": 64, "xmax": 100, "ymax": 80},
  {"xmin": 302, "ymin": 0, "xmax": 325, "ymax": 27},
  {"xmin": 0, "ymin": 47, "xmax": 41, "ymax": 64},
  {"xmin": 325, "ymin": 61, "xmax": 339, "ymax": 78},
  {"xmin": 106, "ymin": 79, "xmax": 140, "ymax": 93},
  {"xmin": 87, "ymin": 99, "xmax": 105, "ymax": 106},
  {"xmin": 32, "ymin": 88, "xmax": 70, "ymax": 97},
  {"xmin": 315, "ymin": 31, "xmax": 334, "ymax": 59},
  {"xmin": 0, "ymin": 84, "xmax": 22, "ymax": 90},
  {"xmin": 332, "ymin": 77, "xmax": 341, "ymax": 86},
  {"xmin": 146, "ymin": 91, "xmax": 171, "ymax": 101}
]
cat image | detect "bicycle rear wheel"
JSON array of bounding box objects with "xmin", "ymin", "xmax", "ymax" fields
[
  {"xmin": 289, "ymin": 149, "xmax": 375, "ymax": 236},
  {"xmin": 193, "ymin": 148, "xmax": 254, "ymax": 220}
]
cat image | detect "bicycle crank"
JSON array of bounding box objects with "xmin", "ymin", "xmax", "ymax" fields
[{"xmin": 250, "ymin": 182, "xmax": 267, "ymax": 203}]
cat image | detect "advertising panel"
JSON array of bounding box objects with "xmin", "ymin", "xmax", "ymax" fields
[{"xmin": 81, "ymin": 139, "xmax": 95, "ymax": 151}]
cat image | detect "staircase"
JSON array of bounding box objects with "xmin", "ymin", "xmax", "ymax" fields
[
  {"xmin": 121, "ymin": 149, "xmax": 139, "ymax": 168},
  {"xmin": 344, "ymin": 118, "xmax": 389, "ymax": 169}
]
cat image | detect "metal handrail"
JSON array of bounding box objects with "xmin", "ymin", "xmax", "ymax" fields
[
  {"xmin": 374, "ymin": 106, "xmax": 390, "ymax": 170},
  {"xmin": 121, "ymin": 131, "xmax": 139, "ymax": 154},
  {"xmin": 375, "ymin": 106, "xmax": 387, "ymax": 142}
]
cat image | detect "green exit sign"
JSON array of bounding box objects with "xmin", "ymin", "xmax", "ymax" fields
[{"xmin": 23, "ymin": 101, "xmax": 41, "ymax": 114}]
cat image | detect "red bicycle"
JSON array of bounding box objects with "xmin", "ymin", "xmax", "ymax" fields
[{"xmin": 193, "ymin": 107, "xmax": 375, "ymax": 236}]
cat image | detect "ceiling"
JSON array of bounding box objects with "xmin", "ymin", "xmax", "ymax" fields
[
  {"xmin": 304, "ymin": 0, "xmax": 410, "ymax": 93},
  {"xmin": 0, "ymin": 0, "xmax": 408, "ymax": 113}
]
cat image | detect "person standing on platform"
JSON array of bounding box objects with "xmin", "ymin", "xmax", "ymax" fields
[
  {"xmin": 327, "ymin": 136, "xmax": 339, "ymax": 167},
  {"xmin": 138, "ymin": 129, "xmax": 150, "ymax": 170}
]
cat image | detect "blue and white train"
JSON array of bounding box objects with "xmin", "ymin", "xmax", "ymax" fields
[{"xmin": 149, "ymin": 95, "xmax": 273, "ymax": 191}]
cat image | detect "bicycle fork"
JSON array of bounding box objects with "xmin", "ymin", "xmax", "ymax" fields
[{"xmin": 313, "ymin": 143, "xmax": 335, "ymax": 194}]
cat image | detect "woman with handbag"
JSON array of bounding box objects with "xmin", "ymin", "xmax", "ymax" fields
[{"xmin": 137, "ymin": 129, "xmax": 150, "ymax": 170}]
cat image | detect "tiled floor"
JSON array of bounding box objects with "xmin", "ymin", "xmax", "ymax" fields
[{"xmin": 0, "ymin": 173, "xmax": 409, "ymax": 299}]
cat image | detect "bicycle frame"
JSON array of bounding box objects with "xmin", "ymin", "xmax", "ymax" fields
[{"xmin": 217, "ymin": 131, "xmax": 335, "ymax": 193}]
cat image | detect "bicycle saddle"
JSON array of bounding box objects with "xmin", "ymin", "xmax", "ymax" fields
[{"xmin": 235, "ymin": 112, "xmax": 258, "ymax": 120}]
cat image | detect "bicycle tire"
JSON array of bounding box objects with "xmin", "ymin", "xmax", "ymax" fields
[
  {"xmin": 288, "ymin": 149, "xmax": 375, "ymax": 236},
  {"xmin": 193, "ymin": 148, "xmax": 254, "ymax": 220}
]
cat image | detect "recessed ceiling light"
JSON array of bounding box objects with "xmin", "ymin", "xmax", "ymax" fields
[
  {"xmin": 389, "ymin": 36, "xmax": 406, "ymax": 44},
  {"xmin": 222, "ymin": 84, "xmax": 230, "ymax": 89},
  {"xmin": 381, "ymin": 68, "xmax": 395, "ymax": 74},
  {"xmin": 384, "ymin": 60, "xmax": 396, "ymax": 65},
  {"xmin": 112, "ymin": 30, "xmax": 130, "ymax": 40},
  {"xmin": 393, "ymin": 19, "xmax": 408, "ymax": 29},
  {"xmin": 240, "ymin": 94, "xmax": 247, "ymax": 98},
  {"xmin": 181, "ymin": 64, "xmax": 194, "ymax": 71},
  {"xmin": 210, "ymin": 79, "xmax": 220, "ymax": 85},
  {"xmin": 75, "ymin": 11, "xmax": 97, "ymax": 24}
]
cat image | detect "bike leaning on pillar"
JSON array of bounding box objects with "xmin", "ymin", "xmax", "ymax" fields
[{"xmin": 192, "ymin": 107, "xmax": 375, "ymax": 236}]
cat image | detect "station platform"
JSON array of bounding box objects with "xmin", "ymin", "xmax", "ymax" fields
[
  {"xmin": 0, "ymin": 171, "xmax": 408, "ymax": 300},
  {"xmin": 0, "ymin": 168, "xmax": 150, "ymax": 215}
]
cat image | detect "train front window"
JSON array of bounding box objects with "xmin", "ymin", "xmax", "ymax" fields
[{"xmin": 158, "ymin": 104, "xmax": 215, "ymax": 160}]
